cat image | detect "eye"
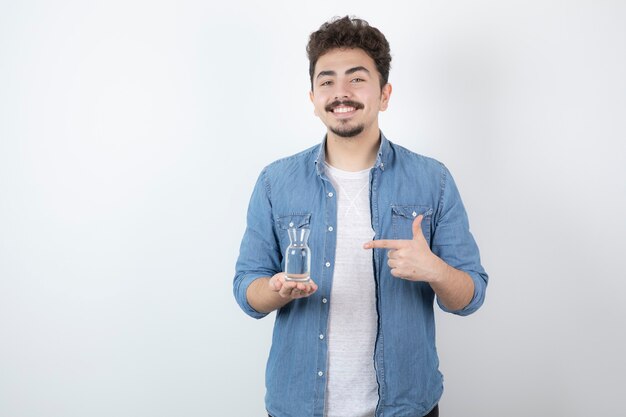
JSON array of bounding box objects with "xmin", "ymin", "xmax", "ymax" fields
[
  {"xmin": 351, "ymin": 77, "xmax": 365, "ymax": 83},
  {"xmin": 320, "ymin": 80, "xmax": 333, "ymax": 86}
]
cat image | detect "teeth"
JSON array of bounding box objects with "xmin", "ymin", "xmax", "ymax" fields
[{"xmin": 333, "ymin": 107, "xmax": 355, "ymax": 113}]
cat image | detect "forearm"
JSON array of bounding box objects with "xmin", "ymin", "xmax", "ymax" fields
[
  {"xmin": 247, "ymin": 277, "xmax": 291, "ymax": 314},
  {"xmin": 429, "ymin": 258, "xmax": 475, "ymax": 312}
]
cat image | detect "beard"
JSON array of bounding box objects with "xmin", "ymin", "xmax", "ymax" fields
[
  {"xmin": 325, "ymin": 99, "xmax": 366, "ymax": 138},
  {"xmin": 329, "ymin": 121, "xmax": 365, "ymax": 138}
]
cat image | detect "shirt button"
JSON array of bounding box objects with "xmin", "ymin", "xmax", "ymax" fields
[
  {"xmin": 319, "ymin": 334, "xmax": 324, "ymax": 340},
  {"xmin": 412, "ymin": 211, "xmax": 417, "ymax": 217},
  {"xmin": 328, "ymin": 226, "xmax": 333, "ymax": 232},
  {"xmin": 318, "ymin": 371, "xmax": 324, "ymax": 377},
  {"xmin": 322, "ymin": 298, "xmax": 328, "ymax": 303},
  {"xmin": 325, "ymin": 262, "xmax": 331, "ymax": 267},
  {"xmin": 289, "ymin": 222, "xmax": 294, "ymax": 227},
  {"xmin": 328, "ymin": 192, "xmax": 333, "ymax": 197}
]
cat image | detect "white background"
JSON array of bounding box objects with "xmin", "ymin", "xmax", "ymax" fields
[{"xmin": 1, "ymin": 1, "xmax": 625, "ymax": 416}]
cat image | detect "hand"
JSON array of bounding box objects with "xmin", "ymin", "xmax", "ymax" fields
[
  {"xmin": 268, "ymin": 272, "xmax": 318, "ymax": 299},
  {"xmin": 363, "ymin": 214, "xmax": 444, "ymax": 283}
]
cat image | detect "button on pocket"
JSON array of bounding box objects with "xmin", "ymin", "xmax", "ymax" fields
[{"xmin": 391, "ymin": 205, "xmax": 433, "ymax": 244}]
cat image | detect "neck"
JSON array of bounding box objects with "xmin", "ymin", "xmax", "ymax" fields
[{"xmin": 325, "ymin": 127, "xmax": 380, "ymax": 171}]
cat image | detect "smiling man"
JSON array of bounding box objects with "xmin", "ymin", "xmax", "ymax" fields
[{"xmin": 233, "ymin": 16, "xmax": 488, "ymax": 417}]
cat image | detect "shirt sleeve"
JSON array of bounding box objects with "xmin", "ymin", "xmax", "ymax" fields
[
  {"xmin": 233, "ymin": 168, "xmax": 282, "ymax": 319},
  {"xmin": 431, "ymin": 164, "xmax": 489, "ymax": 316}
]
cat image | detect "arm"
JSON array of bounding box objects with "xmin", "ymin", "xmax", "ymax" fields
[
  {"xmin": 364, "ymin": 165, "xmax": 488, "ymax": 315},
  {"xmin": 234, "ymin": 168, "xmax": 318, "ymax": 318},
  {"xmin": 363, "ymin": 214, "xmax": 474, "ymax": 311},
  {"xmin": 430, "ymin": 165, "xmax": 488, "ymax": 315}
]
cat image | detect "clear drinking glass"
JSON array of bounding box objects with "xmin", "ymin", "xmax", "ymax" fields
[{"xmin": 284, "ymin": 227, "xmax": 311, "ymax": 282}]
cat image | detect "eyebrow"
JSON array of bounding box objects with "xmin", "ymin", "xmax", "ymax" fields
[{"xmin": 316, "ymin": 66, "xmax": 371, "ymax": 80}]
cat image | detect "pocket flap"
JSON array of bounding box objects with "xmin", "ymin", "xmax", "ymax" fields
[
  {"xmin": 276, "ymin": 213, "xmax": 311, "ymax": 230},
  {"xmin": 391, "ymin": 205, "xmax": 433, "ymax": 219}
]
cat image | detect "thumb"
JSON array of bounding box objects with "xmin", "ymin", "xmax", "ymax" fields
[
  {"xmin": 269, "ymin": 274, "xmax": 283, "ymax": 292},
  {"xmin": 412, "ymin": 214, "xmax": 424, "ymax": 240}
]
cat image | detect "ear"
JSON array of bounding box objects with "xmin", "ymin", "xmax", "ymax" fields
[
  {"xmin": 379, "ymin": 83, "xmax": 392, "ymax": 112},
  {"xmin": 309, "ymin": 90, "xmax": 318, "ymax": 116}
]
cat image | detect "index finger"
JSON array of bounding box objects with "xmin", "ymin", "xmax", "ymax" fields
[{"xmin": 363, "ymin": 239, "xmax": 406, "ymax": 250}]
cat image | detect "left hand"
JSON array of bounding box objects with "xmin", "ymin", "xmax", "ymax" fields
[{"xmin": 363, "ymin": 214, "xmax": 443, "ymax": 283}]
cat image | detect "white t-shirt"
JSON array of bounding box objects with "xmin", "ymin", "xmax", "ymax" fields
[{"xmin": 324, "ymin": 162, "xmax": 378, "ymax": 417}]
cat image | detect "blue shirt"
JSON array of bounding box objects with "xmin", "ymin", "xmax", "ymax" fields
[{"xmin": 233, "ymin": 133, "xmax": 488, "ymax": 417}]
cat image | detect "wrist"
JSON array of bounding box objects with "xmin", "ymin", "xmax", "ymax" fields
[{"xmin": 428, "ymin": 256, "xmax": 451, "ymax": 284}]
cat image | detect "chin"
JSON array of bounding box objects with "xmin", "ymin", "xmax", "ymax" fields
[{"xmin": 330, "ymin": 124, "xmax": 365, "ymax": 138}]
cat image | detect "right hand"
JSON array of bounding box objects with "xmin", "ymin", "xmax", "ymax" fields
[{"xmin": 268, "ymin": 272, "xmax": 318, "ymax": 299}]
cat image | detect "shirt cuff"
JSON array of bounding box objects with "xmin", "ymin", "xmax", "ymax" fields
[
  {"xmin": 234, "ymin": 273, "xmax": 271, "ymax": 319},
  {"xmin": 437, "ymin": 270, "xmax": 487, "ymax": 316}
]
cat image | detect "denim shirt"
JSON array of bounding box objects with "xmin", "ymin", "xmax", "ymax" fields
[{"xmin": 234, "ymin": 133, "xmax": 488, "ymax": 417}]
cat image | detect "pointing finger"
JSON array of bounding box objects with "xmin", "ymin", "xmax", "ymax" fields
[{"xmin": 363, "ymin": 239, "xmax": 405, "ymax": 250}]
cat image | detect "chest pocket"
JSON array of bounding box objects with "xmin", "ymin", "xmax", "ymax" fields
[
  {"xmin": 391, "ymin": 205, "xmax": 433, "ymax": 245},
  {"xmin": 275, "ymin": 213, "xmax": 312, "ymax": 251}
]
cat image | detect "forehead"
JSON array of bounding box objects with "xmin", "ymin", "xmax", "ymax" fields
[{"xmin": 314, "ymin": 48, "xmax": 376, "ymax": 76}]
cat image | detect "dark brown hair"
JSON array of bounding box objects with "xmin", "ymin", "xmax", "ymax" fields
[{"xmin": 306, "ymin": 16, "xmax": 391, "ymax": 91}]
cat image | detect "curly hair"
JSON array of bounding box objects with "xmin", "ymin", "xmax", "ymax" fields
[{"xmin": 306, "ymin": 16, "xmax": 391, "ymax": 91}]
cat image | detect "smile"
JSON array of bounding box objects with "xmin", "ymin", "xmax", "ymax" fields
[{"xmin": 332, "ymin": 106, "xmax": 356, "ymax": 113}]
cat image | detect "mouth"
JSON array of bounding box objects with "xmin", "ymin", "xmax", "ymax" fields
[{"xmin": 325, "ymin": 100, "xmax": 364, "ymax": 118}]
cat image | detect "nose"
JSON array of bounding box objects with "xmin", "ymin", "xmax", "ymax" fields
[{"xmin": 333, "ymin": 81, "xmax": 351, "ymax": 100}]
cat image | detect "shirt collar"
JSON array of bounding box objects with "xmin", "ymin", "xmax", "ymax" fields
[{"xmin": 314, "ymin": 130, "xmax": 390, "ymax": 176}]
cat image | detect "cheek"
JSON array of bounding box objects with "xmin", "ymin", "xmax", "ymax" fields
[
  {"xmin": 361, "ymin": 91, "xmax": 378, "ymax": 106},
  {"xmin": 315, "ymin": 100, "xmax": 328, "ymax": 115},
  {"xmin": 374, "ymin": 93, "xmax": 387, "ymax": 110}
]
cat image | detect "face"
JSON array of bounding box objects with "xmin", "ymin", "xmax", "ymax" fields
[{"xmin": 309, "ymin": 48, "xmax": 392, "ymax": 139}]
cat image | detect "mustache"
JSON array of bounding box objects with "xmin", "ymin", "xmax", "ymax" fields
[{"xmin": 325, "ymin": 100, "xmax": 364, "ymax": 112}]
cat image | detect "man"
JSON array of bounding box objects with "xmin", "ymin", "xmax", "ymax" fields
[{"xmin": 233, "ymin": 16, "xmax": 488, "ymax": 417}]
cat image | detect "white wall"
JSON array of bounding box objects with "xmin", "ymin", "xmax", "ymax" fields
[{"xmin": 1, "ymin": 1, "xmax": 625, "ymax": 416}]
